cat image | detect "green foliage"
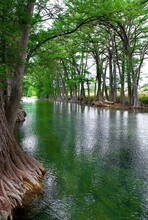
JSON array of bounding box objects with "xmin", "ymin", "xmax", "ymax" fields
[
  {"xmin": 27, "ymin": 86, "xmax": 37, "ymax": 97},
  {"xmin": 139, "ymin": 94, "xmax": 148, "ymax": 104},
  {"xmin": 20, "ymin": 0, "xmax": 148, "ymax": 104}
]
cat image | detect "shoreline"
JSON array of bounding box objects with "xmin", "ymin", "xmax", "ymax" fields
[{"xmin": 22, "ymin": 97, "xmax": 148, "ymax": 112}]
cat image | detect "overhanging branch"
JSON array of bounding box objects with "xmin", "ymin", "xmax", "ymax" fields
[{"xmin": 27, "ymin": 16, "xmax": 98, "ymax": 60}]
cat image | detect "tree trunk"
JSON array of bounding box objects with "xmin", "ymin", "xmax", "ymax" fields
[
  {"xmin": 0, "ymin": 91, "xmax": 45, "ymax": 219},
  {"xmin": 59, "ymin": 69, "xmax": 67, "ymax": 99},
  {"xmin": 120, "ymin": 57, "xmax": 126, "ymax": 105},
  {"xmin": 86, "ymin": 79, "xmax": 90, "ymax": 98},
  {"xmin": 80, "ymin": 80, "xmax": 85, "ymax": 101},
  {"xmin": 108, "ymin": 49, "xmax": 114, "ymax": 101},
  {"xmin": 126, "ymin": 58, "xmax": 132, "ymax": 105},
  {"xmin": 5, "ymin": 2, "xmax": 35, "ymax": 132},
  {"xmin": 94, "ymin": 78, "xmax": 97, "ymax": 97},
  {"xmin": 96, "ymin": 60, "xmax": 103, "ymax": 101},
  {"xmin": 102, "ymin": 60, "xmax": 108, "ymax": 99},
  {"xmin": 61, "ymin": 60, "xmax": 73, "ymax": 99},
  {"xmin": 113, "ymin": 60, "xmax": 117, "ymax": 103},
  {"xmin": 0, "ymin": 2, "xmax": 46, "ymax": 218},
  {"xmin": 127, "ymin": 50, "xmax": 141, "ymax": 108}
]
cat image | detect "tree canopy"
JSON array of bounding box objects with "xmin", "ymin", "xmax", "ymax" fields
[{"xmin": 23, "ymin": 0, "xmax": 148, "ymax": 107}]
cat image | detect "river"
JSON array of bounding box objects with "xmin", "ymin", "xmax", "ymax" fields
[{"xmin": 15, "ymin": 100, "xmax": 148, "ymax": 220}]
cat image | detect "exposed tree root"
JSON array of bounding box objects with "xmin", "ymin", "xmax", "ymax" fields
[
  {"xmin": 0, "ymin": 109, "xmax": 45, "ymax": 220},
  {"xmin": 0, "ymin": 150, "xmax": 45, "ymax": 219},
  {"xmin": 92, "ymin": 100, "xmax": 110, "ymax": 107}
]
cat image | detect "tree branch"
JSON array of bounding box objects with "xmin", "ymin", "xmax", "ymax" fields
[{"xmin": 27, "ymin": 17, "xmax": 98, "ymax": 60}]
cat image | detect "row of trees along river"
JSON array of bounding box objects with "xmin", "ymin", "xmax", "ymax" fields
[
  {"xmin": 0, "ymin": 0, "xmax": 148, "ymax": 219},
  {"xmin": 24, "ymin": 0, "xmax": 148, "ymax": 107}
]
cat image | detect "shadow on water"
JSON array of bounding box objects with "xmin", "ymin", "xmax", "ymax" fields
[{"xmin": 15, "ymin": 101, "xmax": 148, "ymax": 220}]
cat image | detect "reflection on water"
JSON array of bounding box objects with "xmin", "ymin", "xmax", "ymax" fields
[{"xmin": 15, "ymin": 101, "xmax": 148, "ymax": 220}]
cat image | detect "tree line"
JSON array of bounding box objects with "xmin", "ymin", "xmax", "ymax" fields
[{"xmin": 24, "ymin": 0, "xmax": 148, "ymax": 108}]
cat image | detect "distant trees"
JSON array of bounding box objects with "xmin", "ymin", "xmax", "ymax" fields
[{"xmin": 25, "ymin": 0, "xmax": 148, "ymax": 108}]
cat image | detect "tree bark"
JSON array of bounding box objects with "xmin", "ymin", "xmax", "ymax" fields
[
  {"xmin": 108, "ymin": 49, "xmax": 114, "ymax": 101},
  {"xmin": 96, "ymin": 57, "xmax": 103, "ymax": 100},
  {"xmin": 127, "ymin": 48, "xmax": 141, "ymax": 108},
  {"xmin": 120, "ymin": 59, "xmax": 126, "ymax": 105},
  {"xmin": 5, "ymin": 2, "xmax": 35, "ymax": 132},
  {"xmin": 0, "ymin": 90, "xmax": 45, "ymax": 219},
  {"xmin": 61, "ymin": 59, "xmax": 73, "ymax": 99}
]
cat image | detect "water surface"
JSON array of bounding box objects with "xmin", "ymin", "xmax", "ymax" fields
[{"xmin": 15, "ymin": 100, "xmax": 148, "ymax": 220}]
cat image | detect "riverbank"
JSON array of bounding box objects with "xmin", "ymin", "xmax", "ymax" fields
[
  {"xmin": 22, "ymin": 93, "xmax": 148, "ymax": 111},
  {"xmin": 51, "ymin": 95, "xmax": 148, "ymax": 111}
]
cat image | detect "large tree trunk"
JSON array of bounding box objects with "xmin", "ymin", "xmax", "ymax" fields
[
  {"xmin": 0, "ymin": 2, "xmax": 46, "ymax": 219},
  {"xmin": 5, "ymin": 2, "xmax": 35, "ymax": 132},
  {"xmin": 0, "ymin": 92, "xmax": 45, "ymax": 219}
]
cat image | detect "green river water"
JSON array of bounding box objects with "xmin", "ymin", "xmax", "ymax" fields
[{"xmin": 15, "ymin": 99, "xmax": 148, "ymax": 220}]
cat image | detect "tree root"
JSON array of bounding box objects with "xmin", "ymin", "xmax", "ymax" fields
[
  {"xmin": 0, "ymin": 108, "xmax": 45, "ymax": 219},
  {"xmin": 0, "ymin": 159, "xmax": 45, "ymax": 219},
  {"xmin": 92, "ymin": 100, "xmax": 110, "ymax": 107},
  {"xmin": 0, "ymin": 147, "xmax": 45, "ymax": 220}
]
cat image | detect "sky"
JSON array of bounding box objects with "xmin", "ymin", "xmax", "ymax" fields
[{"xmin": 140, "ymin": 61, "xmax": 148, "ymax": 85}]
